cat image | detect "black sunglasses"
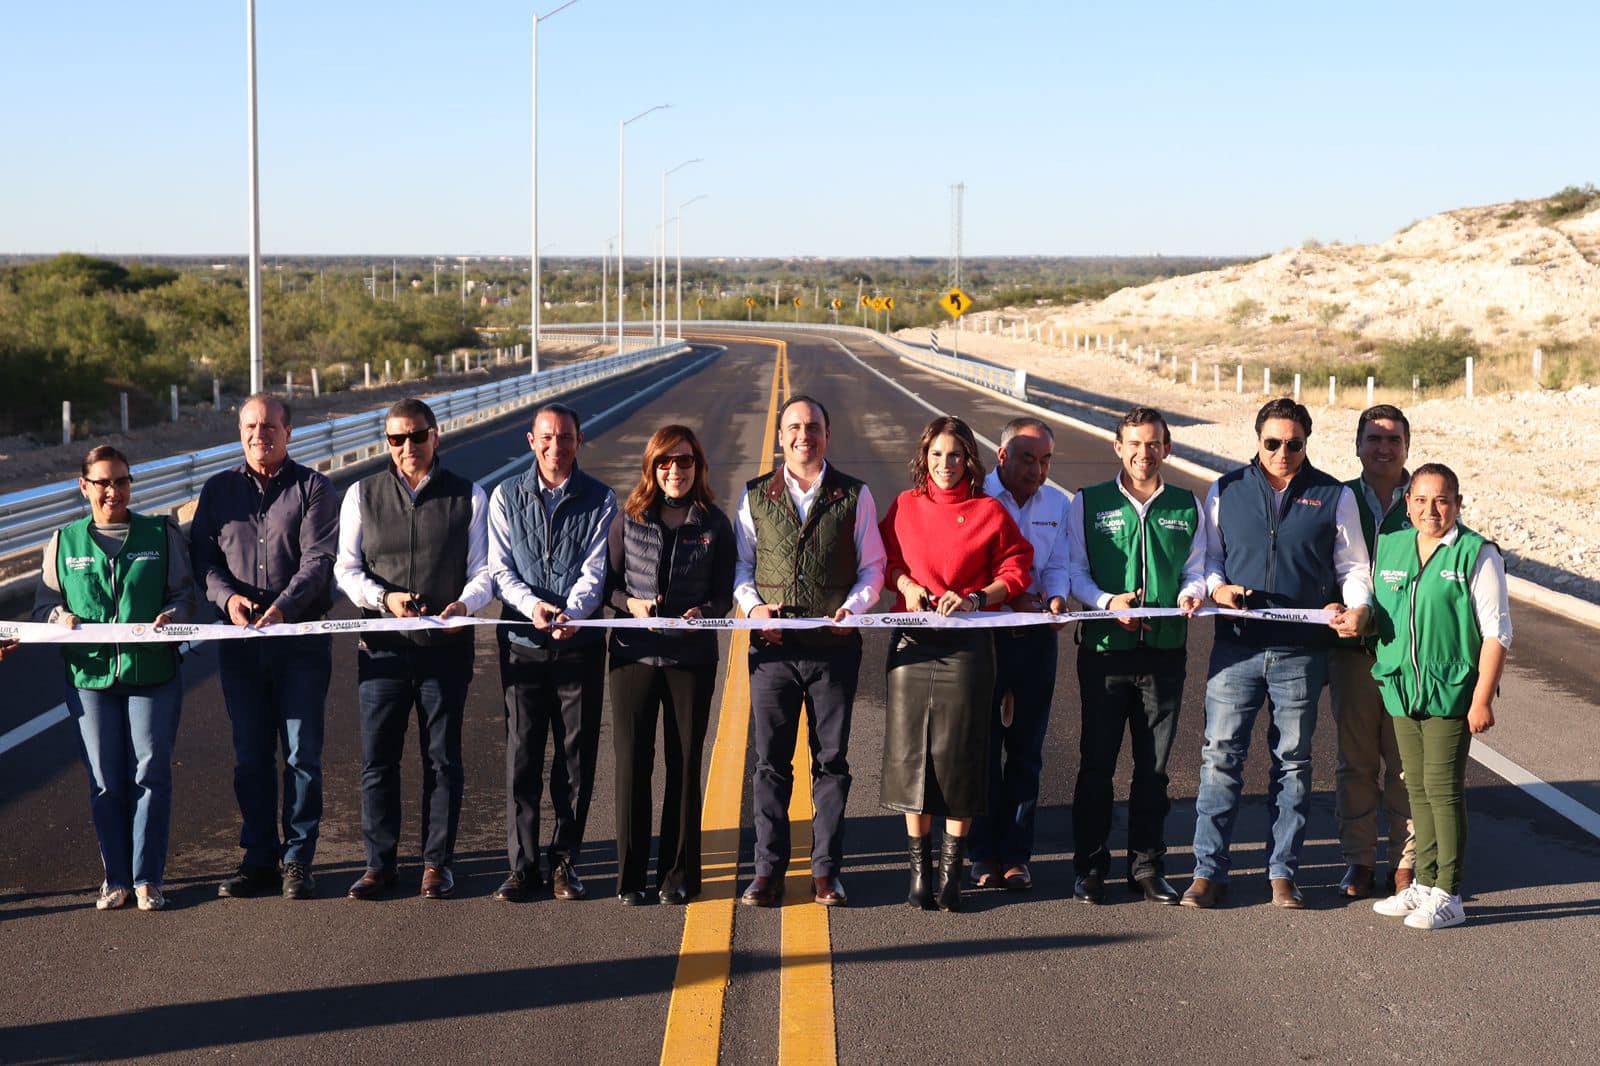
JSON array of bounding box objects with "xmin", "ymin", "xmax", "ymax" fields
[
  {"xmin": 1262, "ymin": 437, "xmax": 1306, "ymax": 454},
  {"xmin": 85, "ymin": 476, "xmax": 134, "ymax": 490},
  {"xmin": 654, "ymin": 454, "xmax": 696, "ymax": 471},
  {"xmin": 385, "ymin": 429, "xmax": 433, "ymax": 447}
]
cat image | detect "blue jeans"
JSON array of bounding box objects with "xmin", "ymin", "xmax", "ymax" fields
[
  {"xmin": 970, "ymin": 627, "xmax": 1058, "ymax": 867},
  {"xmin": 219, "ymin": 635, "xmax": 331, "ymax": 867},
  {"xmin": 66, "ymin": 675, "xmax": 184, "ymax": 890},
  {"xmin": 1191, "ymin": 641, "xmax": 1329, "ymax": 882}
]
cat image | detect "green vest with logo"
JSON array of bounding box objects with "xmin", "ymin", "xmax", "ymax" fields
[
  {"xmin": 1337, "ymin": 477, "xmax": 1412, "ymax": 650},
  {"xmin": 56, "ymin": 513, "xmax": 177, "ymax": 690},
  {"xmin": 746, "ymin": 466, "xmax": 862, "ymax": 643},
  {"xmin": 1370, "ymin": 524, "xmax": 1486, "ymax": 720},
  {"xmin": 1079, "ymin": 480, "xmax": 1199, "ymax": 652}
]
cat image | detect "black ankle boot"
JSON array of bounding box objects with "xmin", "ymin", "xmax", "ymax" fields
[
  {"xmin": 935, "ymin": 831, "xmax": 966, "ymax": 912},
  {"xmin": 907, "ymin": 834, "xmax": 934, "ymax": 909}
]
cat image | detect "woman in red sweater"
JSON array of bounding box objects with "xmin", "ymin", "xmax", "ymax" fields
[{"xmin": 881, "ymin": 415, "xmax": 1033, "ymax": 911}]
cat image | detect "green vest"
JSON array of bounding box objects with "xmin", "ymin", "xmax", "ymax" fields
[
  {"xmin": 1337, "ymin": 477, "xmax": 1411, "ymax": 650},
  {"xmin": 1079, "ymin": 480, "xmax": 1199, "ymax": 652},
  {"xmin": 746, "ymin": 465, "xmax": 862, "ymax": 627},
  {"xmin": 1370, "ymin": 524, "xmax": 1486, "ymax": 720},
  {"xmin": 56, "ymin": 513, "xmax": 177, "ymax": 690}
]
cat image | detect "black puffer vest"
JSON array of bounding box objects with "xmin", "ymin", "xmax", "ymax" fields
[{"xmin": 609, "ymin": 502, "xmax": 735, "ymax": 667}]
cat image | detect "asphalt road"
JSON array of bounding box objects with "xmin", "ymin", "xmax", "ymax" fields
[{"xmin": 2, "ymin": 330, "xmax": 1597, "ymax": 1064}]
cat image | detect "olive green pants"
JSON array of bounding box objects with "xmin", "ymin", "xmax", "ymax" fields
[{"xmin": 1390, "ymin": 714, "xmax": 1472, "ymax": 896}]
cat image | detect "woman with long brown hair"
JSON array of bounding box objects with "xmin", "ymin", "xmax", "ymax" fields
[
  {"xmin": 605, "ymin": 424, "xmax": 736, "ymax": 905},
  {"xmin": 880, "ymin": 416, "xmax": 1032, "ymax": 911}
]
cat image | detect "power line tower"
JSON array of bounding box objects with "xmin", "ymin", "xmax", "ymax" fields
[{"xmin": 949, "ymin": 181, "xmax": 965, "ymax": 291}]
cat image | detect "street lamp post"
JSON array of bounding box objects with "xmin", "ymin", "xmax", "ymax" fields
[
  {"xmin": 245, "ymin": 0, "xmax": 264, "ymax": 394},
  {"xmin": 676, "ymin": 194, "xmax": 707, "ymax": 340},
  {"xmin": 659, "ymin": 158, "xmax": 701, "ymax": 344},
  {"xmin": 618, "ymin": 105, "xmax": 670, "ymax": 354},
  {"xmin": 531, "ymin": 0, "xmax": 583, "ymax": 376}
]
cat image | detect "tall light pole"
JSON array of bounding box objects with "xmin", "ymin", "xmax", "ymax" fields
[
  {"xmin": 659, "ymin": 158, "xmax": 701, "ymax": 344},
  {"xmin": 618, "ymin": 105, "xmax": 670, "ymax": 354},
  {"xmin": 677, "ymin": 194, "xmax": 707, "ymax": 340},
  {"xmin": 601, "ymin": 234, "xmax": 615, "ymax": 342},
  {"xmin": 531, "ymin": 1, "xmax": 583, "ymax": 376},
  {"xmin": 245, "ymin": 0, "xmax": 264, "ymax": 394}
]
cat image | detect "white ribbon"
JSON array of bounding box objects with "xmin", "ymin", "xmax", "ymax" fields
[{"xmin": 0, "ymin": 606, "xmax": 1337, "ymax": 645}]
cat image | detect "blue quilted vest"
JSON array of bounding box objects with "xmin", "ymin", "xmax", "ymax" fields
[{"xmin": 498, "ymin": 464, "xmax": 613, "ymax": 655}]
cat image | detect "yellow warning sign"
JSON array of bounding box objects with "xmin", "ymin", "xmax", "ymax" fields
[
  {"xmin": 696, "ymin": 297, "xmax": 705, "ymax": 308},
  {"xmin": 859, "ymin": 294, "xmax": 871, "ymax": 308},
  {"xmin": 745, "ymin": 297, "xmax": 757, "ymax": 307},
  {"xmin": 939, "ymin": 287, "xmax": 972, "ymax": 318},
  {"xmin": 830, "ymin": 298, "xmax": 843, "ymax": 310},
  {"xmin": 869, "ymin": 296, "xmax": 886, "ymax": 311},
  {"xmin": 792, "ymin": 296, "xmax": 803, "ymax": 307},
  {"xmin": 883, "ymin": 296, "xmax": 896, "ymax": 311}
]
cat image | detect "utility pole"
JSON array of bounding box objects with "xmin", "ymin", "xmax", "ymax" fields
[{"xmin": 245, "ymin": 0, "xmax": 264, "ymax": 394}]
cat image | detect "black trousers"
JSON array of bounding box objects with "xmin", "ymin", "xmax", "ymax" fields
[
  {"xmin": 356, "ymin": 639, "xmax": 474, "ymax": 871},
  {"xmin": 748, "ymin": 639, "xmax": 861, "ymax": 879},
  {"xmin": 1072, "ymin": 645, "xmax": 1186, "ymax": 880},
  {"xmin": 500, "ymin": 642, "xmax": 605, "ymax": 876},
  {"xmin": 970, "ymin": 627, "xmax": 1059, "ymax": 865},
  {"xmin": 609, "ymin": 660, "xmax": 716, "ymax": 896}
]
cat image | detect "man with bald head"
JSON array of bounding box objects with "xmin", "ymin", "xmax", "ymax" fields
[{"xmin": 192, "ymin": 393, "xmax": 338, "ymax": 901}]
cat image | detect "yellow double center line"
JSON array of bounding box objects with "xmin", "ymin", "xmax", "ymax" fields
[{"xmin": 659, "ymin": 338, "xmax": 837, "ymax": 1065}]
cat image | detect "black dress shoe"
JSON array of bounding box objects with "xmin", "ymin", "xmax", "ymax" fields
[
  {"xmin": 492, "ymin": 871, "xmax": 537, "ymax": 903},
  {"xmin": 346, "ymin": 868, "xmax": 399, "ymax": 901},
  {"xmin": 658, "ymin": 886, "xmax": 690, "ymax": 906},
  {"xmin": 739, "ymin": 875, "xmax": 783, "ymax": 907},
  {"xmin": 218, "ymin": 863, "xmax": 281, "ymax": 899},
  {"xmin": 550, "ymin": 858, "xmax": 587, "ymax": 901},
  {"xmin": 1073, "ymin": 872, "xmax": 1106, "ymax": 904},
  {"xmin": 281, "ymin": 862, "xmax": 315, "ymax": 900},
  {"xmin": 619, "ymin": 890, "xmax": 650, "ymax": 906},
  {"xmin": 1128, "ymin": 873, "xmax": 1181, "ymax": 905}
]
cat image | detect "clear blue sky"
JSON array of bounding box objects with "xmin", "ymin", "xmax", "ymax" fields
[{"xmin": 2, "ymin": 1, "xmax": 1596, "ymax": 258}]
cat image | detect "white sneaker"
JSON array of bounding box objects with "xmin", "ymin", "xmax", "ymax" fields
[
  {"xmin": 1372, "ymin": 882, "xmax": 1430, "ymax": 917},
  {"xmin": 1404, "ymin": 888, "xmax": 1465, "ymax": 930},
  {"xmin": 135, "ymin": 884, "xmax": 166, "ymax": 912}
]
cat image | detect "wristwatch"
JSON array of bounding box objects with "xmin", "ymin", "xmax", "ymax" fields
[{"xmin": 967, "ymin": 590, "xmax": 985, "ymax": 610}]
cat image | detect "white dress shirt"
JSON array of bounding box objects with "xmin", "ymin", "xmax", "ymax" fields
[
  {"xmin": 733, "ymin": 461, "xmax": 887, "ymax": 616},
  {"xmin": 982, "ymin": 468, "xmax": 1071, "ymax": 604},
  {"xmin": 487, "ymin": 469, "xmax": 616, "ymax": 621},
  {"xmin": 334, "ymin": 465, "xmax": 494, "ymax": 613},
  {"xmin": 1430, "ymin": 525, "xmax": 1514, "ymax": 650},
  {"xmin": 1066, "ymin": 475, "xmax": 1209, "ymax": 609},
  {"xmin": 1202, "ymin": 475, "xmax": 1374, "ymax": 609}
]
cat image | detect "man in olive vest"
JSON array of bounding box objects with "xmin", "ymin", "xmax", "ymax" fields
[
  {"xmin": 487, "ymin": 402, "xmax": 616, "ymax": 904},
  {"xmin": 1331, "ymin": 405, "xmax": 1416, "ymax": 899},
  {"xmin": 1185, "ymin": 398, "xmax": 1374, "ymax": 910},
  {"xmin": 334, "ymin": 398, "xmax": 493, "ymax": 902},
  {"xmin": 1066, "ymin": 407, "xmax": 1206, "ymax": 906},
  {"xmin": 735, "ymin": 395, "xmax": 885, "ymax": 907}
]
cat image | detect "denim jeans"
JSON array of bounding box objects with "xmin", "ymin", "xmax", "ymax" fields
[
  {"xmin": 66, "ymin": 675, "xmax": 184, "ymax": 889},
  {"xmin": 1191, "ymin": 640, "xmax": 1329, "ymax": 882},
  {"xmin": 219, "ymin": 634, "xmax": 332, "ymax": 868}
]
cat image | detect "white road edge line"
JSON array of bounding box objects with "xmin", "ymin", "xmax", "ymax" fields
[
  {"xmin": 0, "ymin": 702, "xmax": 69, "ymax": 756},
  {"xmin": 834, "ymin": 334, "xmax": 1600, "ymax": 846}
]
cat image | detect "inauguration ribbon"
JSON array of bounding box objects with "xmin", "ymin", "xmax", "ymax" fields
[{"xmin": 0, "ymin": 606, "xmax": 1337, "ymax": 645}]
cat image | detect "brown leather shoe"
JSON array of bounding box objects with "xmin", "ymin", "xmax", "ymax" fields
[
  {"xmin": 1339, "ymin": 864, "xmax": 1375, "ymax": 899},
  {"xmin": 550, "ymin": 858, "xmax": 587, "ymax": 901},
  {"xmin": 1392, "ymin": 866, "xmax": 1416, "ymax": 893},
  {"xmin": 1270, "ymin": 877, "xmax": 1305, "ymax": 909},
  {"xmin": 1179, "ymin": 876, "xmax": 1227, "ymax": 909},
  {"xmin": 420, "ymin": 865, "xmax": 455, "ymax": 900},
  {"xmin": 739, "ymin": 875, "xmax": 783, "ymax": 907},
  {"xmin": 813, "ymin": 875, "xmax": 848, "ymax": 906},
  {"xmin": 346, "ymin": 868, "xmax": 398, "ymax": 901}
]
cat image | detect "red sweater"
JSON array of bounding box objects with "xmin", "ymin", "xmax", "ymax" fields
[{"xmin": 880, "ymin": 478, "xmax": 1034, "ymax": 611}]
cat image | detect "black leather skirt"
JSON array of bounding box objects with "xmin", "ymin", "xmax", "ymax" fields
[{"xmin": 880, "ymin": 627, "xmax": 995, "ymax": 817}]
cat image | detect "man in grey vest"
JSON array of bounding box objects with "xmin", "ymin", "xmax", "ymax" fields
[
  {"xmin": 487, "ymin": 402, "xmax": 616, "ymax": 903},
  {"xmin": 735, "ymin": 395, "xmax": 885, "ymax": 908},
  {"xmin": 334, "ymin": 398, "xmax": 493, "ymax": 901},
  {"xmin": 1066, "ymin": 407, "xmax": 1207, "ymax": 906},
  {"xmin": 1331, "ymin": 404, "xmax": 1416, "ymax": 899},
  {"xmin": 192, "ymin": 393, "xmax": 338, "ymax": 901}
]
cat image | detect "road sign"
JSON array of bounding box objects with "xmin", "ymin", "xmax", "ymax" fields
[
  {"xmin": 939, "ymin": 287, "xmax": 973, "ymax": 318},
  {"xmin": 830, "ymin": 298, "xmax": 843, "ymax": 310},
  {"xmin": 696, "ymin": 297, "xmax": 705, "ymax": 308},
  {"xmin": 792, "ymin": 297, "xmax": 803, "ymax": 307},
  {"xmin": 859, "ymin": 294, "xmax": 871, "ymax": 308},
  {"xmin": 869, "ymin": 296, "xmax": 886, "ymax": 312},
  {"xmin": 745, "ymin": 297, "xmax": 756, "ymax": 307},
  {"xmin": 883, "ymin": 296, "xmax": 896, "ymax": 311}
]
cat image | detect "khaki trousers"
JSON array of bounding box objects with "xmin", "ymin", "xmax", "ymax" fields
[{"xmin": 1328, "ymin": 646, "xmax": 1416, "ymax": 871}]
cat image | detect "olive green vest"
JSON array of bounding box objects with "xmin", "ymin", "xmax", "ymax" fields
[
  {"xmin": 746, "ymin": 465, "xmax": 862, "ymax": 634},
  {"xmin": 1337, "ymin": 476, "xmax": 1412, "ymax": 650},
  {"xmin": 56, "ymin": 513, "xmax": 177, "ymax": 689},
  {"xmin": 1370, "ymin": 524, "xmax": 1487, "ymax": 720},
  {"xmin": 1078, "ymin": 480, "xmax": 1199, "ymax": 652}
]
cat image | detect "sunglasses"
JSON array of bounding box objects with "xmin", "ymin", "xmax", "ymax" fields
[
  {"xmin": 1262, "ymin": 437, "xmax": 1306, "ymax": 454},
  {"xmin": 655, "ymin": 454, "xmax": 696, "ymax": 471},
  {"xmin": 385, "ymin": 429, "xmax": 433, "ymax": 448},
  {"xmin": 84, "ymin": 476, "xmax": 134, "ymax": 490}
]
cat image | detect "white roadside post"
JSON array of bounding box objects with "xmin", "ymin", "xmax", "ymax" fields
[
  {"xmin": 1293, "ymin": 373, "xmax": 1301, "ymax": 403},
  {"xmin": 1329, "ymin": 375, "xmax": 1337, "ymax": 406},
  {"xmin": 212, "ymin": 379, "xmax": 221, "ymax": 409},
  {"xmin": 1533, "ymin": 346, "xmax": 1543, "ymax": 384},
  {"xmin": 171, "ymin": 385, "xmax": 180, "ymax": 423},
  {"xmin": 1366, "ymin": 375, "xmax": 1375, "ymax": 406},
  {"xmin": 1465, "ymin": 357, "xmax": 1475, "ymax": 399},
  {"xmin": 1235, "ymin": 365, "xmax": 1243, "ymax": 393},
  {"xmin": 1190, "ymin": 359, "xmax": 1198, "ymax": 386},
  {"xmin": 1263, "ymin": 367, "xmax": 1271, "ymax": 394},
  {"xmin": 312, "ymin": 367, "xmax": 320, "ymax": 397},
  {"xmin": 62, "ymin": 401, "xmax": 71, "ymax": 445},
  {"xmin": 364, "ymin": 363, "xmax": 371, "ymax": 388},
  {"xmin": 120, "ymin": 393, "xmax": 129, "ymax": 434}
]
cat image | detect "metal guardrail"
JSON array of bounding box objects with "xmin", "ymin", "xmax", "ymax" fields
[{"xmin": 0, "ymin": 340, "xmax": 691, "ymax": 559}]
